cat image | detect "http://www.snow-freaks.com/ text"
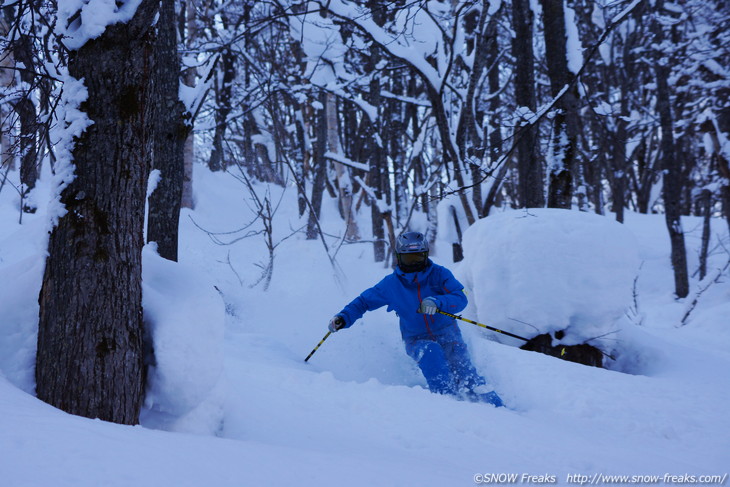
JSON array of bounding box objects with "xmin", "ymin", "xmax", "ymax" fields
[{"xmin": 473, "ymin": 473, "xmax": 728, "ymax": 485}]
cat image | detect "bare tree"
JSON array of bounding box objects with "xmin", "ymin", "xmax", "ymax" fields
[{"xmin": 1, "ymin": 5, "xmax": 40, "ymax": 212}]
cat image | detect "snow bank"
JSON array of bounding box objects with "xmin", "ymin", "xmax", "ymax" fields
[
  {"xmin": 141, "ymin": 244, "xmax": 226, "ymax": 435},
  {"xmin": 0, "ymin": 256, "xmax": 43, "ymax": 392},
  {"xmin": 458, "ymin": 209, "xmax": 640, "ymax": 352},
  {"xmin": 0, "ymin": 187, "xmax": 52, "ymax": 393}
]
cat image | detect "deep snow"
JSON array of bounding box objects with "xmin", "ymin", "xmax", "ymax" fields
[{"xmin": 1, "ymin": 164, "xmax": 729, "ymax": 486}]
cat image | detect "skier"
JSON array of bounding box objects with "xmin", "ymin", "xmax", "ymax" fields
[{"xmin": 328, "ymin": 231, "xmax": 503, "ymax": 406}]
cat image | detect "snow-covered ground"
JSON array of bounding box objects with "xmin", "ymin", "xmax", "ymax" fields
[{"xmin": 1, "ymin": 165, "xmax": 729, "ymax": 486}]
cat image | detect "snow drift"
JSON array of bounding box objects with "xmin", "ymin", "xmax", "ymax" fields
[
  {"xmin": 458, "ymin": 209, "xmax": 641, "ymax": 357},
  {"xmin": 140, "ymin": 244, "xmax": 226, "ymax": 435}
]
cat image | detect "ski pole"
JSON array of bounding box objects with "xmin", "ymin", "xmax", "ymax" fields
[
  {"xmin": 437, "ymin": 310, "xmax": 529, "ymax": 342},
  {"xmin": 304, "ymin": 331, "xmax": 332, "ymax": 362}
]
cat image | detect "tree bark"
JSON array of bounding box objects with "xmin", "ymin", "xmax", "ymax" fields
[
  {"xmin": 513, "ymin": 0, "xmax": 544, "ymax": 208},
  {"xmin": 719, "ymin": 154, "xmax": 730, "ymax": 238},
  {"xmin": 365, "ymin": 31, "xmax": 386, "ymax": 261},
  {"xmin": 306, "ymin": 91, "xmax": 328, "ymax": 240},
  {"xmin": 147, "ymin": 0, "xmax": 188, "ymax": 262},
  {"xmin": 712, "ymin": 55, "xmax": 730, "ymax": 236},
  {"xmin": 541, "ymin": 0, "xmax": 580, "ymax": 210},
  {"xmin": 652, "ymin": 0, "xmax": 689, "ymax": 298},
  {"xmin": 36, "ymin": 0, "xmax": 158, "ymax": 424},
  {"xmin": 208, "ymin": 47, "xmax": 235, "ymax": 172},
  {"xmin": 480, "ymin": 14, "xmax": 505, "ymax": 217},
  {"xmin": 181, "ymin": 0, "xmax": 198, "ymax": 210}
]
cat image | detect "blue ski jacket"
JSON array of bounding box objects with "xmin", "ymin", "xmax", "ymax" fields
[{"xmin": 337, "ymin": 260, "xmax": 468, "ymax": 339}]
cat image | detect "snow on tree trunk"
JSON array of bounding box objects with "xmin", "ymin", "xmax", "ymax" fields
[
  {"xmin": 541, "ymin": 0, "xmax": 581, "ymax": 210},
  {"xmin": 36, "ymin": 0, "xmax": 158, "ymax": 425}
]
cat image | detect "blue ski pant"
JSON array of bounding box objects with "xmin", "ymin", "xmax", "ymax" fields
[{"xmin": 404, "ymin": 324, "xmax": 485, "ymax": 396}]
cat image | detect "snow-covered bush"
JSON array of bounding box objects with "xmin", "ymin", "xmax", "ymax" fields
[{"xmin": 458, "ymin": 209, "xmax": 641, "ymax": 354}]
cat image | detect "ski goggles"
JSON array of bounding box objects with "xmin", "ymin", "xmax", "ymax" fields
[{"xmin": 398, "ymin": 252, "xmax": 428, "ymax": 266}]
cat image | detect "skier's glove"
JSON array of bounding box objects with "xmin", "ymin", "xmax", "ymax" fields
[
  {"xmin": 329, "ymin": 315, "xmax": 346, "ymax": 332},
  {"xmin": 418, "ymin": 297, "xmax": 438, "ymax": 315}
]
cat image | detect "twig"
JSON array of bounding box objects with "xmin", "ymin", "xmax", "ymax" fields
[
  {"xmin": 626, "ymin": 261, "xmax": 645, "ymax": 326},
  {"xmin": 0, "ymin": 163, "xmax": 12, "ymax": 195},
  {"xmin": 225, "ymin": 250, "xmax": 244, "ymax": 286},
  {"xmin": 677, "ymin": 256, "xmax": 730, "ymax": 327}
]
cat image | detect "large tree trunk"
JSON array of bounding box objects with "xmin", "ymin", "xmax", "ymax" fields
[
  {"xmin": 182, "ymin": 126, "xmax": 195, "ymax": 209},
  {"xmin": 36, "ymin": 0, "xmax": 158, "ymax": 424},
  {"xmin": 481, "ymin": 14, "xmax": 505, "ymax": 217},
  {"xmin": 147, "ymin": 0, "xmax": 188, "ymax": 262},
  {"xmin": 181, "ymin": 0, "xmax": 198, "ymax": 210},
  {"xmin": 720, "ymin": 155, "xmax": 730, "ymax": 238},
  {"xmin": 541, "ymin": 0, "xmax": 580, "ymax": 210},
  {"xmin": 652, "ymin": 0, "xmax": 689, "ymax": 298},
  {"xmin": 365, "ymin": 34, "xmax": 386, "ymax": 261},
  {"xmin": 512, "ymin": 0, "xmax": 543, "ymax": 208},
  {"xmin": 208, "ymin": 47, "xmax": 236, "ymax": 172},
  {"xmin": 611, "ymin": 114, "xmax": 628, "ymax": 222},
  {"xmin": 714, "ymin": 73, "xmax": 730, "ymax": 236}
]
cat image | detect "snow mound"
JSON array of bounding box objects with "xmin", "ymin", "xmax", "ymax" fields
[
  {"xmin": 141, "ymin": 244, "xmax": 226, "ymax": 434},
  {"xmin": 459, "ymin": 209, "xmax": 640, "ymax": 351},
  {"xmin": 0, "ymin": 256, "xmax": 44, "ymax": 392},
  {"xmin": 0, "ymin": 213, "xmax": 50, "ymax": 393}
]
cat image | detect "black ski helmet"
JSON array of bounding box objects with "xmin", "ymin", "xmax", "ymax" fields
[{"xmin": 395, "ymin": 231, "xmax": 429, "ymax": 272}]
